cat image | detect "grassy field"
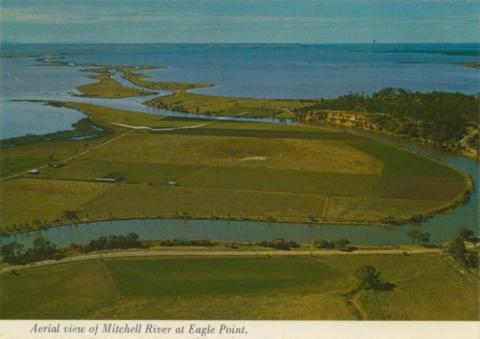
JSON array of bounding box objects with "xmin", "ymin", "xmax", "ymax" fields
[
  {"xmin": 77, "ymin": 68, "xmax": 154, "ymax": 98},
  {"xmin": 121, "ymin": 67, "xmax": 214, "ymax": 92},
  {"xmin": 0, "ymin": 102, "xmax": 470, "ymax": 232},
  {"xmin": 0, "ymin": 101, "xmax": 174, "ymax": 177},
  {"xmin": 1, "ymin": 254, "xmax": 477, "ymax": 320},
  {"xmin": 0, "ymin": 178, "xmax": 114, "ymax": 231},
  {"xmin": 146, "ymin": 91, "xmax": 316, "ymax": 119}
]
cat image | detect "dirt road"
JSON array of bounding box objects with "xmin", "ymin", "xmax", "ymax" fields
[
  {"xmin": 0, "ymin": 247, "xmax": 441, "ymax": 274},
  {"xmin": 1, "ymin": 130, "xmax": 135, "ymax": 182}
]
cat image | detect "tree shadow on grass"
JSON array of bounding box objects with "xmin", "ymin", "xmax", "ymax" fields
[{"xmin": 374, "ymin": 281, "xmax": 396, "ymax": 291}]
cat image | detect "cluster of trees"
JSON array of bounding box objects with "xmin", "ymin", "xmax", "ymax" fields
[
  {"xmin": 407, "ymin": 228, "xmax": 431, "ymax": 244},
  {"xmin": 0, "ymin": 237, "xmax": 64, "ymax": 265},
  {"xmin": 295, "ymin": 88, "xmax": 478, "ymax": 145},
  {"xmin": 1, "ymin": 233, "xmax": 145, "ymax": 265},
  {"xmin": 156, "ymin": 239, "xmax": 215, "ymax": 247},
  {"xmin": 448, "ymin": 227, "xmax": 478, "ymax": 268},
  {"xmin": 83, "ymin": 233, "xmax": 142, "ymax": 252},
  {"xmin": 311, "ymin": 238, "xmax": 352, "ymax": 250},
  {"xmin": 258, "ymin": 239, "xmax": 300, "ymax": 250}
]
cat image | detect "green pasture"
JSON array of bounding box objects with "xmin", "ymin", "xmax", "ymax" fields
[
  {"xmin": 352, "ymin": 141, "xmax": 460, "ymax": 177},
  {"xmin": 1, "ymin": 255, "xmax": 477, "ymax": 320},
  {"xmin": 83, "ymin": 132, "xmax": 382, "ymax": 174},
  {"xmin": 76, "ymin": 184, "xmax": 328, "ymax": 223},
  {"xmin": 0, "ymin": 102, "xmax": 470, "ymax": 232}
]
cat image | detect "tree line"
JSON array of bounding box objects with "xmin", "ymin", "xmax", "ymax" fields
[
  {"xmin": 1, "ymin": 232, "xmax": 143, "ymax": 265},
  {"xmin": 311, "ymin": 238, "xmax": 352, "ymax": 250},
  {"xmin": 258, "ymin": 239, "xmax": 301, "ymax": 250},
  {"xmin": 74, "ymin": 233, "xmax": 142, "ymax": 252},
  {"xmin": 0, "ymin": 237, "xmax": 64, "ymax": 265},
  {"xmin": 448, "ymin": 227, "xmax": 478, "ymax": 268},
  {"xmin": 1, "ymin": 230, "xmax": 476, "ymax": 268},
  {"xmin": 257, "ymin": 238, "xmax": 353, "ymax": 251},
  {"xmin": 295, "ymin": 88, "xmax": 479, "ymax": 146}
]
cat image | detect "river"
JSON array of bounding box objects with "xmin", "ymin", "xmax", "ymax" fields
[
  {"xmin": 3, "ymin": 132, "xmax": 477, "ymax": 248},
  {"xmin": 0, "ymin": 44, "xmax": 478, "ymax": 248}
]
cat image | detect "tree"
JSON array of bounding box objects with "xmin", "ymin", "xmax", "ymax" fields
[
  {"xmin": 448, "ymin": 237, "xmax": 467, "ymax": 264},
  {"xmin": 448, "ymin": 233, "xmax": 480, "ymax": 268},
  {"xmin": 354, "ymin": 265, "xmax": 382, "ymax": 289},
  {"xmin": 126, "ymin": 232, "xmax": 141, "ymax": 247},
  {"xmin": 407, "ymin": 228, "xmax": 421, "ymax": 243},
  {"xmin": 312, "ymin": 239, "xmax": 334, "ymax": 249},
  {"xmin": 259, "ymin": 239, "xmax": 299, "ymax": 250},
  {"xmin": 31, "ymin": 237, "xmax": 58, "ymax": 261},
  {"xmin": 334, "ymin": 238, "xmax": 350, "ymax": 249},
  {"xmin": 1, "ymin": 242, "xmax": 25, "ymax": 264},
  {"xmin": 294, "ymin": 89, "xmax": 478, "ymax": 145},
  {"xmin": 407, "ymin": 227, "xmax": 430, "ymax": 245},
  {"xmin": 63, "ymin": 210, "xmax": 78, "ymax": 220},
  {"xmin": 97, "ymin": 236, "xmax": 108, "ymax": 249},
  {"xmin": 465, "ymin": 252, "xmax": 479, "ymax": 268},
  {"xmin": 418, "ymin": 232, "xmax": 430, "ymax": 244},
  {"xmin": 1, "ymin": 237, "xmax": 62, "ymax": 265},
  {"xmin": 457, "ymin": 227, "xmax": 475, "ymax": 243},
  {"xmin": 88, "ymin": 239, "xmax": 98, "ymax": 251},
  {"xmin": 410, "ymin": 214, "xmax": 424, "ymax": 223}
]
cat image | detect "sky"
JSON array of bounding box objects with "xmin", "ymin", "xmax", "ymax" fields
[{"xmin": 1, "ymin": 0, "xmax": 479, "ymax": 43}]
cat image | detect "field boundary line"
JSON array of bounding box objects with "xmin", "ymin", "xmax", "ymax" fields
[
  {"xmin": 321, "ymin": 195, "xmax": 330, "ymax": 221},
  {"xmin": 341, "ymin": 286, "xmax": 365, "ymax": 320},
  {"xmin": 98, "ymin": 258, "xmax": 121, "ymax": 299},
  {"xmin": 1, "ymin": 130, "xmax": 135, "ymax": 182}
]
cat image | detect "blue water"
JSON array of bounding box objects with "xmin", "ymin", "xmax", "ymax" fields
[
  {"xmin": 0, "ymin": 101, "xmax": 85, "ymax": 139},
  {"xmin": 68, "ymin": 43, "xmax": 480, "ymax": 99},
  {"xmin": 0, "ymin": 57, "xmax": 89, "ymax": 138},
  {"xmin": 0, "ymin": 43, "xmax": 478, "ymax": 247},
  {"xmin": 1, "ymin": 43, "xmax": 479, "ymax": 139}
]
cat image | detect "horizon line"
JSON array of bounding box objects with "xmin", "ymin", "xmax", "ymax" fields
[{"xmin": 2, "ymin": 41, "xmax": 479, "ymax": 45}]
